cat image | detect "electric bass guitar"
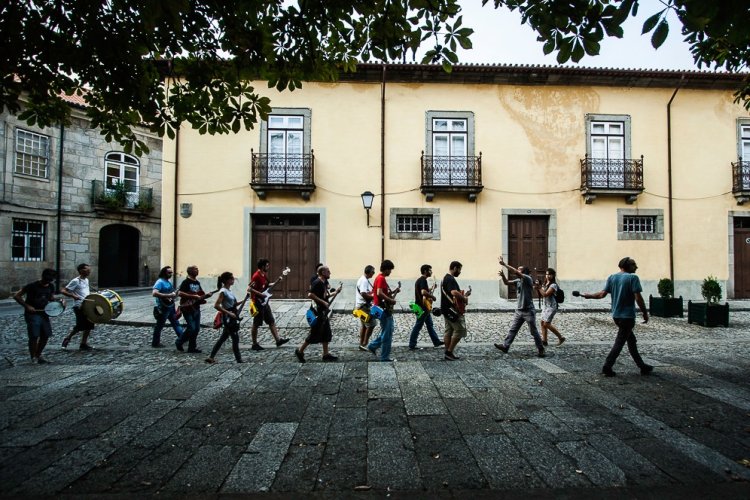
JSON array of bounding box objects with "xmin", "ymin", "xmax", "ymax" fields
[
  {"xmin": 179, "ymin": 288, "xmax": 219, "ymax": 313},
  {"xmin": 256, "ymin": 267, "xmax": 291, "ymax": 307}
]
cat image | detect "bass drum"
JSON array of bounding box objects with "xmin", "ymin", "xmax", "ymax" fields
[{"xmin": 81, "ymin": 289, "xmax": 124, "ymax": 323}]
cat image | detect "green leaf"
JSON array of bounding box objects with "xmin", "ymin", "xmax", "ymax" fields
[
  {"xmin": 651, "ymin": 19, "xmax": 669, "ymax": 48},
  {"xmin": 641, "ymin": 12, "xmax": 661, "ymax": 34}
]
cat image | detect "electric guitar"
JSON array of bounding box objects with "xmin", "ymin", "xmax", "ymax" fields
[
  {"xmin": 384, "ymin": 281, "xmax": 401, "ymax": 312},
  {"xmin": 255, "ymin": 267, "xmax": 291, "ymax": 307},
  {"xmin": 422, "ymin": 281, "xmax": 438, "ymax": 312},
  {"xmin": 179, "ymin": 288, "xmax": 219, "ymax": 313},
  {"xmin": 455, "ymin": 285, "xmax": 472, "ymax": 315}
]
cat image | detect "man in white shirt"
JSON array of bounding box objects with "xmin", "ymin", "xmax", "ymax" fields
[
  {"xmin": 355, "ymin": 265, "xmax": 376, "ymax": 351},
  {"xmin": 61, "ymin": 263, "xmax": 95, "ymax": 351}
]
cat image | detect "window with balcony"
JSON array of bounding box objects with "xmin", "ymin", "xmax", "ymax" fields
[
  {"xmin": 581, "ymin": 114, "xmax": 642, "ymax": 204},
  {"xmin": 421, "ymin": 111, "xmax": 481, "ymax": 201},
  {"xmin": 733, "ymin": 120, "xmax": 750, "ymax": 204},
  {"xmin": 15, "ymin": 129, "xmax": 50, "ymax": 178},
  {"xmin": 12, "ymin": 219, "xmax": 46, "ymax": 261},
  {"xmin": 617, "ymin": 209, "xmax": 663, "ymax": 240},
  {"xmin": 252, "ymin": 108, "xmax": 314, "ymax": 200},
  {"xmin": 105, "ymin": 152, "xmax": 140, "ymax": 205},
  {"xmin": 390, "ymin": 208, "xmax": 440, "ymax": 240}
]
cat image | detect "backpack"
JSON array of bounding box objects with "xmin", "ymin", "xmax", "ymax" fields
[{"xmin": 555, "ymin": 286, "xmax": 565, "ymax": 304}]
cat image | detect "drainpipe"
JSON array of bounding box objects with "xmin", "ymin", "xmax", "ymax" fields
[
  {"xmin": 172, "ymin": 126, "xmax": 179, "ymax": 287},
  {"xmin": 666, "ymin": 80, "xmax": 683, "ymax": 283},
  {"xmin": 55, "ymin": 123, "xmax": 64, "ymax": 291},
  {"xmin": 380, "ymin": 64, "xmax": 386, "ymax": 262}
]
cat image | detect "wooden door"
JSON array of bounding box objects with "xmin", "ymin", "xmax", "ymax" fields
[
  {"xmin": 734, "ymin": 218, "xmax": 750, "ymax": 299},
  {"xmin": 252, "ymin": 214, "xmax": 319, "ymax": 298},
  {"xmin": 507, "ymin": 216, "xmax": 549, "ymax": 298}
]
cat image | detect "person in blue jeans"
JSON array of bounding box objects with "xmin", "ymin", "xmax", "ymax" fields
[
  {"xmin": 151, "ymin": 266, "xmax": 184, "ymax": 348},
  {"xmin": 367, "ymin": 260, "xmax": 401, "ymax": 362},
  {"xmin": 580, "ymin": 257, "xmax": 653, "ymax": 377},
  {"xmin": 177, "ymin": 265, "xmax": 215, "ymax": 353},
  {"xmin": 408, "ymin": 264, "xmax": 443, "ymax": 350}
]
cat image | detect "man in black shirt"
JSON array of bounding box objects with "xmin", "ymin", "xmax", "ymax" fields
[
  {"xmin": 295, "ymin": 265, "xmax": 342, "ymax": 363},
  {"xmin": 408, "ymin": 264, "xmax": 443, "ymax": 349},
  {"xmin": 440, "ymin": 261, "xmax": 471, "ymax": 361},
  {"xmin": 177, "ymin": 265, "xmax": 215, "ymax": 353},
  {"xmin": 14, "ymin": 268, "xmax": 64, "ymax": 364}
]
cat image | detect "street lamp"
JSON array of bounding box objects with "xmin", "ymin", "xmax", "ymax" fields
[{"xmin": 361, "ymin": 191, "xmax": 375, "ymax": 226}]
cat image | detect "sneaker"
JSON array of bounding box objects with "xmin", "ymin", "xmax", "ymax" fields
[
  {"xmin": 537, "ymin": 350, "xmax": 546, "ymax": 358},
  {"xmin": 558, "ymin": 337, "xmax": 566, "ymax": 346},
  {"xmin": 251, "ymin": 344, "xmax": 264, "ymax": 351},
  {"xmin": 36, "ymin": 356, "xmax": 49, "ymax": 364},
  {"xmin": 61, "ymin": 337, "xmax": 70, "ymax": 349},
  {"xmin": 408, "ymin": 346, "xmax": 419, "ymax": 351},
  {"xmin": 433, "ymin": 341, "xmax": 445, "ymax": 347},
  {"xmin": 444, "ymin": 351, "xmax": 458, "ymax": 361},
  {"xmin": 175, "ymin": 340, "xmax": 184, "ymax": 352},
  {"xmin": 381, "ymin": 358, "xmax": 396, "ymax": 362},
  {"xmin": 640, "ymin": 364, "xmax": 654, "ymax": 376},
  {"xmin": 295, "ymin": 349, "xmax": 306, "ymax": 363},
  {"xmin": 152, "ymin": 343, "xmax": 165, "ymax": 348},
  {"xmin": 367, "ymin": 346, "xmax": 377, "ymax": 356},
  {"xmin": 187, "ymin": 348, "xmax": 202, "ymax": 354},
  {"xmin": 358, "ymin": 345, "xmax": 369, "ymax": 352},
  {"xmin": 494, "ymin": 343, "xmax": 509, "ymax": 354},
  {"xmin": 204, "ymin": 357, "xmax": 216, "ymax": 364},
  {"xmin": 276, "ymin": 338, "xmax": 290, "ymax": 347},
  {"xmin": 79, "ymin": 344, "xmax": 93, "ymax": 351},
  {"xmin": 602, "ymin": 367, "xmax": 616, "ymax": 377},
  {"xmin": 322, "ymin": 353, "xmax": 338, "ymax": 362}
]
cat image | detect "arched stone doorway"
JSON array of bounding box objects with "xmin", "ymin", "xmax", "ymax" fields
[{"xmin": 99, "ymin": 224, "xmax": 140, "ymax": 287}]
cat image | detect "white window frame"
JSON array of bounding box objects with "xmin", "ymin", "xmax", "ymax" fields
[
  {"xmin": 617, "ymin": 209, "xmax": 663, "ymax": 241},
  {"xmin": 104, "ymin": 152, "xmax": 140, "ymax": 206},
  {"xmin": 259, "ymin": 108, "xmax": 312, "ymax": 185},
  {"xmin": 425, "ymin": 111, "xmax": 475, "ymax": 187},
  {"xmin": 11, "ymin": 219, "xmax": 46, "ymax": 261},
  {"xmin": 585, "ymin": 114, "xmax": 632, "ymax": 189},
  {"xmin": 738, "ymin": 119, "xmax": 750, "ymax": 161},
  {"xmin": 390, "ymin": 208, "xmax": 440, "ymax": 240},
  {"xmin": 14, "ymin": 129, "xmax": 50, "ymax": 178}
]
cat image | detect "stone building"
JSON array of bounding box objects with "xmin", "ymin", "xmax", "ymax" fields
[{"xmin": 0, "ymin": 95, "xmax": 162, "ymax": 297}]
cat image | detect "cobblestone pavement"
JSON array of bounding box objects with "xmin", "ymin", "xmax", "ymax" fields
[{"xmin": 1, "ymin": 296, "xmax": 750, "ymax": 497}]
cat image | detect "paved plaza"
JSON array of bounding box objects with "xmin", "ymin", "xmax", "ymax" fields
[{"xmin": 1, "ymin": 292, "xmax": 749, "ymax": 497}]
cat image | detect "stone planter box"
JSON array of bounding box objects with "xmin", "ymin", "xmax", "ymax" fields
[
  {"xmin": 687, "ymin": 300, "xmax": 729, "ymax": 327},
  {"xmin": 649, "ymin": 295, "xmax": 683, "ymax": 318}
]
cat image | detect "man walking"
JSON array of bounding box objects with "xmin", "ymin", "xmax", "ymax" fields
[
  {"xmin": 355, "ymin": 265, "xmax": 376, "ymax": 351},
  {"xmin": 441, "ymin": 261, "xmax": 470, "ymax": 360},
  {"xmin": 367, "ymin": 260, "xmax": 400, "ymax": 362},
  {"xmin": 295, "ymin": 265, "xmax": 342, "ymax": 363},
  {"xmin": 61, "ymin": 263, "xmax": 95, "ymax": 351},
  {"xmin": 151, "ymin": 266, "xmax": 184, "ymax": 348},
  {"xmin": 579, "ymin": 257, "xmax": 653, "ymax": 377},
  {"xmin": 177, "ymin": 265, "xmax": 214, "ymax": 353},
  {"xmin": 409, "ymin": 264, "xmax": 443, "ymax": 350},
  {"xmin": 14, "ymin": 268, "xmax": 64, "ymax": 364},
  {"xmin": 248, "ymin": 258, "xmax": 289, "ymax": 350},
  {"xmin": 495, "ymin": 257, "xmax": 546, "ymax": 358}
]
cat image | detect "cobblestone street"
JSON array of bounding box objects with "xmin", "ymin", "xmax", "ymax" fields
[{"xmin": 1, "ymin": 296, "xmax": 749, "ymax": 497}]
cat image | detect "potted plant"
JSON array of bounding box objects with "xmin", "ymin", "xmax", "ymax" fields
[
  {"xmin": 649, "ymin": 278, "xmax": 683, "ymax": 318},
  {"xmin": 95, "ymin": 181, "xmax": 129, "ymax": 210},
  {"xmin": 687, "ymin": 275, "xmax": 730, "ymax": 327}
]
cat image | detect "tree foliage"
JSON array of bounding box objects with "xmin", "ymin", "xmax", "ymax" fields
[{"xmin": 2, "ymin": 1, "xmax": 748, "ymax": 155}]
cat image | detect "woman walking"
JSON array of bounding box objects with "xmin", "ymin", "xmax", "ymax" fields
[
  {"xmin": 537, "ymin": 268, "xmax": 565, "ymax": 346},
  {"xmin": 205, "ymin": 272, "xmax": 245, "ymax": 364}
]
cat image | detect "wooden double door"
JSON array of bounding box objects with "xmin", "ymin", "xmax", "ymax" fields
[
  {"xmin": 251, "ymin": 214, "xmax": 319, "ymax": 299},
  {"xmin": 735, "ymin": 218, "xmax": 750, "ymax": 299},
  {"xmin": 507, "ymin": 216, "xmax": 549, "ymax": 298}
]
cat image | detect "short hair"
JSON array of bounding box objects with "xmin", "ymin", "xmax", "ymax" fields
[
  {"xmin": 187, "ymin": 265, "xmax": 198, "ymax": 274},
  {"xmin": 317, "ymin": 265, "xmax": 329, "ymax": 276},
  {"xmin": 158, "ymin": 266, "xmax": 172, "ymax": 279},
  {"xmin": 521, "ymin": 266, "xmax": 531, "ymax": 275},
  {"xmin": 41, "ymin": 268, "xmax": 57, "ymax": 281},
  {"xmin": 420, "ymin": 264, "xmax": 432, "ymax": 275},
  {"xmin": 77, "ymin": 263, "xmax": 89, "ymax": 272},
  {"xmin": 257, "ymin": 258, "xmax": 270, "ymax": 269},
  {"xmin": 449, "ymin": 261, "xmax": 462, "ymax": 271},
  {"xmin": 618, "ymin": 257, "xmax": 632, "ymax": 269},
  {"xmin": 364, "ymin": 265, "xmax": 375, "ymax": 274},
  {"xmin": 380, "ymin": 259, "xmax": 395, "ymax": 272}
]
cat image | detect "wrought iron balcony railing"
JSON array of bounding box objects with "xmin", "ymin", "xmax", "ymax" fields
[
  {"xmin": 420, "ymin": 152, "xmax": 483, "ymax": 201},
  {"xmin": 580, "ymin": 155, "xmax": 644, "ymax": 204},
  {"xmin": 732, "ymin": 160, "xmax": 750, "ymax": 204},
  {"xmin": 91, "ymin": 180, "xmax": 153, "ymax": 213},
  {"xmin": 251, "ymin": 151, "xmax": 315, "ymax": 200}
]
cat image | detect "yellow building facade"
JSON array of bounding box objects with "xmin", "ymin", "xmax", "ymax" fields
[{"xmin": 162, "ymin": 64, "xmax": 750, "ymax": 302}]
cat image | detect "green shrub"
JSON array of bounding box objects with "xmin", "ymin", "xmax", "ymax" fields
[
  {"xmin": 701, "ymin": 275, "xmax": 722, "ymax": 305},
  {"xmin": 657, "ymin": 278, "xmax": 674, "ymax": 298}
]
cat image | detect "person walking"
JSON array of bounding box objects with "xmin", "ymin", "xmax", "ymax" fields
[
  {"xmin": 295, "ymin": 265, "xmax": 342, "ymax": 363},
  {"xmin": 151, "ymin": 266, "xmax": 185, "ymax": 348},
  {"xmin": 248, "ymin": 259, "xmax": 289, "ymax": 350},
  {"xmin": 355, "ymin": 265, "xmax": 376, "ymax": 351},
  {"xmin": 440, "ymin": 261, "xmax": 470, "ymax": 360},
  {"xmin": 409, "ymin": 264, "xmax": 443, "ymax": 350},
  {"xmin": 367, "ymin": 260, "xmax": 400, "ymax": 362},
  {"xmin": 176, "ymin": 265, "xmax": 215, "ymax": 353},
  {"xmin": 14, "ymin": 268, "xmax": 64, "ymax": 364},
  {"xmin": 61, "ymin": 263, "xmax": 95, "ymax": 351},
  {"xmin": 538, "ymin": 268, "xmax": 565, "ymax": 346},
  {"xmin": 495, "ymin": 257, "xmax": 546, "ymax": 358},
  {"xmin": 578, "ymin": 257, "xmax": 653, "ymax": 377},
  {"xmin": 205, "ymin": 272, "xmax": 246, "ymax": 364}
]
